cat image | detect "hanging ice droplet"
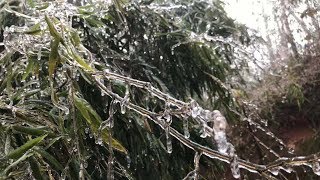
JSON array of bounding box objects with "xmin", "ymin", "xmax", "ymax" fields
[
  {"xmin": 126, "ymin": 155, "xmax": 131, "ymax": 168},
  {"xmin": 79, "ymin": 163, "xmax": 84, "ymax": 179},
  {"xmin": 120, "ymin": 103, "xmax": 126, "ymax": 114},
  {"xmin": 190, "ymin": 100, "xmax": 201, "ymax": 118},
  {"xmin": 312, "ymin": 161, "xmax": 320, "ymax": 176},
  {"xmin": 37, "ymin": 49, "xmax": 42, "ymax": 60},
  {"xmin": 230, "ymin": 155, "xmax": 240, "ymax": 179},
  {"xmin": 97, "ymin": 137, "xmax": 103, "ymax": 145},
  {"xmin": 200, "ymin": 122, "xmax": 208, "ymax": 138},
  {"xmin": 192, "ymin": 107, "xmax": 200, "ymax": 118},
  {"xmin": 270, "ymin": 168, "xmax": 279, "ymax": 176},
  {"xmin": 183, "ymin": 117, "xmax": 190, "ymax": 138},
  {"xmin": 164, "ymin": 113, "xmax": 171, "ymax": 123},
  {"xmin": 166, "ymin": 126, "xmax": 172, "ymax": 154},
  {"xmin": 85, "ymin": 128, "xmax": 89, "ymax": 134}
]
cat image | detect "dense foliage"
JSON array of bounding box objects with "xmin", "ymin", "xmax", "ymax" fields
[
  {"xmin": 0, "ymin": 0, "xmax": 249, "ymax": 179},
  {"xmin": 1, "ymin": 0, "xmax": 320, "ymax": 179}
]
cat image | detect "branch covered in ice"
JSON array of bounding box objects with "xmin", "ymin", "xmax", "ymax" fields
[{"xmin": 91, "ymin": 72, "xmax": 320, "ymax": 178}]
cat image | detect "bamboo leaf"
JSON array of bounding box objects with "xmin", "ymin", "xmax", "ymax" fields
[
  {"xmin": 34, "ymin": 148, "xmax": 64, "ymax": 171},
  {"xmin": 74, "ymin": 96, "xmax": 127, "ymax": 153},
  {"xmin": 48, "ymin": 39, "xmax": 60, "ymax": 77},
  {"xmin": 28, "ymin": 157, "xmax": 44, "ymax": 180},
  {"xmin": 27, "ymin": 0, "xmax": 35, "ymax": 8},
  {"xmin": 85, "ymin": 17, "xmax": 105, "ymax": 27},
  {"xmin": 22, "ymin": 58, "xmax": 35, "ymax": 80},
  {"xmin": 71, "ymin": 49, "xmax": 94, "ymax": 71},
  {"xmin": 12, "ymin": 126, "xmax": 55, "ymax": 138},
  {"xmin": 70, "ymin": 30, "xmax": 81, "ymax": 47},
  {"xmin": 45, "ymin": 15, "xmax": 65, "ymax": 45},
  {"xmin": 45, "ymin": 15, "xmax": 60, "ymax": 39},
  {"xmin": 6, "ymin": 134, "xmax": 47, "ymax": 159},
  {"xmin": 24, "ymin": 23, "xmax": 41, "ymax": 35}
]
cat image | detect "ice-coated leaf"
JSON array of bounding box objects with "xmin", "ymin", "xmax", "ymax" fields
[
  {"xmin": 24, "ymin": 23, "xmax": 41, "ymax": 35},
  {"xmin": 70, "ymin": 30, "xmax": 81, "ymax": 47},
  {"xmin": 34, "ymin": 148, "xmax": 64, "ymax": 171},
  {"xmin": 48, "ymin": 39, "xmax": 60, "ymax": 77},
  {"xmin": 71, "ymin": 49, "xmax": 94, "ymax": 71},
  {"xmin": 22, "ymin": 58, "xmax": 35, "ymax": 80},
  {"xmin": 6, "ymin": 134, "xmax": 47, "ymax": 159},
  {"xmin": 12, "ymin": 126, "xmax": 54, "ymax": 137},
  {"xmin": 74, "ymin": 96, "xmax": 127, "ymax": 154},
  {"xmin": 45, "ymin": 15, "xmax": 65, "ymax": 45},
  {"xmin": 28, "ymin": 157, "xmax": 44, "ymax": 180}
]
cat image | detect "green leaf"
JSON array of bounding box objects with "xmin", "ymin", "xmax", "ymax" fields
[
  {"xmin": 1, "ymin": 151, "xmax": 34, "ymax": 177},
  {"xmin": 48, "ymin": 39, "xmax": 60, "ymax": 77},
  {"xmin": 70, "ymin": 30, "xmax": 81, "ymax": 47},
  {"xmin": 27, "ymin": 0, "xmax": 35, "ymax": 8},
  {"xmin": 28, "ymin": 157, "xmax": 44, "ymax": 180},
  {"xmin": 34, "ymin": 148, "xmax": 64, "ymax": 171},
  {"xmin": 74, "ymin": 96, "xmax": 127, "ymax": 154},
  {"xmin": 12, "ymin": 126, "xmax": 54, "ymax": 138},
  {"xmin": 71, "ymin": 49, "xmax": 94, "ymax": 71},
  {"xmin": 45, "ymin": 15, "xmax": 65, "ymax": 45},
  {"xmin": 36, "ymin": 3, "xmax": 49, "ymax": 10},
  {"xmin": 22, "ymin": 58, "xmax": 35, "ymax": 80},
  {"xmin": 6, "ymin": 134, "xmax": 47, "ymax": 159},
  {"xmin": 24, "ymin": 23, "xmax": 41, "ymax": 35},
  {"xmin": 85, "ymin": 17, "xmax": 105, "ymax": 27}
]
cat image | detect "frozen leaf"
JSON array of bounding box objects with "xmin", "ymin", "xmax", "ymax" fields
[{"xmin": 6, "ymin": 134, "xmax": 47, "ymax": 159}]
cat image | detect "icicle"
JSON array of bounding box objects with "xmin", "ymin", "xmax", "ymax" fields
[
  {"xmin": 120, "ymin": 84, "xmax": 130, "ymax": 114},
  {"xmin": 312, "ymin": 161, "xmax": 320, "ymax": 176},
  {"xmin": 79, "ymin": 163, "xmax": 84, "ymax": 179},
  {"xmin": 199, "ymin": 120, "xmax": 209, "ymax": 138},
  {"xmin": 120, "ymin": 103, "xmax": 126, "ymax": 114},
  {"xmin": 37, "ymin": 49, "xmax": 42, "ymax": 60},
  {"xmin": 166, "ymin": 125, "xmax": 172, "ymax": 154},
  {"xmin": 107, "ymin": 156, "xmax": 114, "ymax": 180},
  {"xmin": 193, "ymin": 152, "xmax": 202, "ymax": 180},
  {"xmin": 126, "ymin": 155, "xmax": 131, "ymax": 168},
  {"xmin": 106, "ymin": 115, "xmax": 114, "ymax": 128},
  {"xmin": 214, "ymin": 131, "xmax": 228, "ymax": 153},
  {"xmin": 190, "ymin": 100, "xmax": 200, "ymax": 118},
  {"xmin": 212, "ymin": 110, "xmax": 227, "ymax": 132},
  {"xmin": 164, "ymin": 112, "xmax": 172, "ymax": 124},
  {"xmin": 183, "ymin": 116, "xmax": 190, "ymax": 138},
  {"xmin": 230, "ymin": 155, "xmax": 240, "ymax": 179}
]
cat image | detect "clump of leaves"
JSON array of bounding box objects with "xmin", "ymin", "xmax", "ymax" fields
[{"xmin": 0, "ymin": 0, "xmax": 251, "ymax": 179}]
